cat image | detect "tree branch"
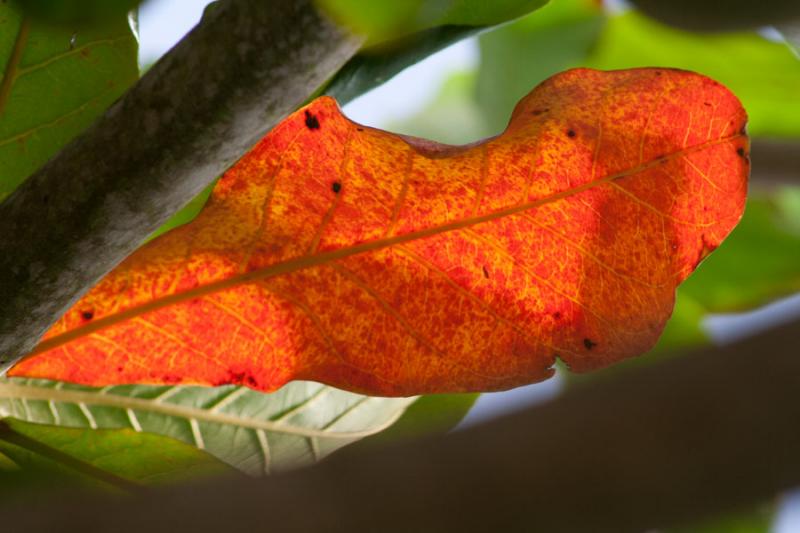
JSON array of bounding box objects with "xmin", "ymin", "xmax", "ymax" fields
[
  {"xmin": 0, "ymin": 0, "xmax": 362, "ymax": 370},
  {"xmin": 4, "ymin": 317, "xmax": 800, "ymax": 532},
  {"xmin": 751, "ymin": 139, "xmax": 800, "ymax": 186}
]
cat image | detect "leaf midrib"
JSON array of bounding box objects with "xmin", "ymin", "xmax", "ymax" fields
[
  {"xmin": 0, "ymin": 16, "xmax": 30, "ymax": 118},
  {"xmin": 29, "ymin": 133, "xmax": 743, "ymax": 357},
  {"xmin": 0, "ymin": 381, "xmax": 407, "ymax": 440}
]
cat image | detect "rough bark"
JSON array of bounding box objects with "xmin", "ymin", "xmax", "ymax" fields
[
  {"xmin": 0, "ymin": 0, "xmax": 362, "ymax": 370},
  {"xmin": 3, "ymin": 317, "xmax": 800, "ymax": 532}
]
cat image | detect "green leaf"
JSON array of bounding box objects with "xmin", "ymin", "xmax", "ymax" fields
[
  {"xmin": 584, "ymin": 11, "xmax": 800, "ymax": 137},
  {"xmin": 0, "ymin": 378, "xmax": 416, "ymax": 475},
  {"xmin": 475, "ymin": 0, "xmax": 605, "ymax": 134},
  {"xmin": 0, "ymin": 418, "xmax": 235, "ymax": 494},
  {"xmin": 324, "ymin": 0, "xmax": 550, "ymax": 105},
  {"xmin": 317, "ymin": 0, "xmax": 548, "ymax": 41},
  {"xmin": 681, "ymin": 192, "xmax": 800, "ymax": 312},
  {"xmin": 0, "ymin": 1, "xmax": 138, "ymax": 198}
]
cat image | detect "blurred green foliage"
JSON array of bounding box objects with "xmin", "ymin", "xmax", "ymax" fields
[
  {"xmin": 585, "ymin": 11, "xmax": 800, "ymax": 137},
  {"xmin": 0, "ymin": 418, "xmax": 236, "ymax": 498},
  {"xmin": 316, "ymin": 0, "xmax": 548, "ymax": 42}
]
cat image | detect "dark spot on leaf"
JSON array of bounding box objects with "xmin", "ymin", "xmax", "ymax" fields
[
  {"xmin": 567, "ymin": 129, "xmax": 576, "ymax": 138},
  {"xmin": 736, "ymin": 147, "xmax": 746, "ymax": 158},
  {"xmin": 703, "ymin": 102, "xmax": 711, "ymax": 107},
  {"xmin": 482, "ymin": 265, "xmax": 489, "ymax": 279},
  {"xmin": 332, "ymin": 181, "xmax": 342, "ymax": 193},
  {"xmin": 655, "ymin": 71, "xmax": 662, "ymax": 76},
  {"xmin": 81, "ymin": 310, "xmax": 94, "ymax": 321},
  {"xmin": 531, "ymin": 108, "xmax": 549, "ymax": 116},
  {"xmin": 304, "ymin": 110, "xmax": 320, "ymax": 130},
  {"xmin": 583, "ymin": 338, "xmax": 597, "ymax": 350},
  {"xmin": 553, "ymin": 312, "xmax": 561, "ymax": 320},
  {"xmin": 116, "ymin": 366, "xmax": 123, "ymax": 372},
  {"xmin": 356, "ymin": 127, "xmax": 364, "ymax": 132}
]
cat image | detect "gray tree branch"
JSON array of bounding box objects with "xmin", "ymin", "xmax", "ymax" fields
[
  {"xmin": 3, "ymin": 317, "xmax": 800, "ymax": 532},
  {"xmin": 0, "ymin": 0, "xmax": 362, "ymax": 370}
]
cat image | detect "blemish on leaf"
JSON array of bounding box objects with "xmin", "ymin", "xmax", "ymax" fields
[
  {"xmin": 356, "ymin": 127, "xmax": 364, "ymax": 132},
  {"xmin": 332, "ymin": 181, "xmax": 342, "ymax": 194},
  {"xmin": 655, "ymin": 71, "xmax": 662, "ymax": 76},
  {"xmin": 583, "ymin": 338, "xmax": 597, "ymax": 350},
  {"xmin": 553, "ymin": 312, "xmax": 562, "ymax": 320},
  {"xmin": 531, "ymin": 108, "xmax": 549, "ymax": 116},
  {"xmin": 736, "ymin": 147, "xmax": 746, "ymax": 158},
  {"xmin": 81, "ymin": 310, "xmax": 94, "ymax": 321},
  {"xmin": 703, "ymin": 102, "xmax": 711, "ymax": 107},
  {"xmin": 567, "ymin": 129, "xmax": 576, "ymax": 138},
  {"xmin": 482, "ymin": 265, "xmax": 489, "ymax": 279},
  {"xmin": 304, "ymin": 110, "xmax": 320, "ymax": 130}
]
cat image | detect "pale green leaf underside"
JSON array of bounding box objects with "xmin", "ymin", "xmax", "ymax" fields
[{"xmin": 0, "ymin": 378, "xmax": 415, "ymax": 475}]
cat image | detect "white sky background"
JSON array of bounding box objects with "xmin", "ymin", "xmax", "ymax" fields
[{"xmin": 138, "ymin": 1, "xmax": 800, "ymax": 527}]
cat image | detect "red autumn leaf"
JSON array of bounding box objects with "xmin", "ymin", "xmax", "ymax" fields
[{"xmin": 10, "ymin": 68, "xmax": 749, "ymax": 396}]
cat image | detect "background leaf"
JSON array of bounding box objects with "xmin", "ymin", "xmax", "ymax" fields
[
  {"xmin": 0, "ymin": 378, "xmax": 415, "ymax": 475},
  {"xmin": 0, "ymin": 418, "xmax": 235, "ymax": 492},
  {"xmin": 316, "ymin": 0, "xmax": 548, "ymax": 41},
  {"xmin": 475, "ymin": 0, "xmax": 604, "ymax": 135},
  {"xmin": 681, "ymin": 192, "xmax": 800, "ymax": 312},
  {"xmin": 0, "ymin": 1, "xmax": 138, "ymax": 198},
  {"xmin": 325, "ymin": 0, "xmax": 550, "ymax": 105},
  {"xmin": 584, "ymin": 11, "xmax": 800, "ymax": 137}
]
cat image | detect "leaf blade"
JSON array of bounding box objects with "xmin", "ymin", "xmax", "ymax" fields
[
  {"xmin": 11, "ymin": 68, "xmax": 749, "ymax": 396},
  {"xmin": 0, "ymin": 378, "xmax": 415, "ymax": 474}
]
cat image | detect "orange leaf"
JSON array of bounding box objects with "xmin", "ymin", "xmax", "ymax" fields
[{"xmin": 10, "ymin": 68, "xmax": 749, "ymax": 396}]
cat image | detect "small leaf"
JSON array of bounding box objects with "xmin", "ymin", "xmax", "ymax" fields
[
  {"xmin": 316, "ymin": 0, "xmax": 548, "ymax": 41},
  {"xmin": 0, "ymin": 1, "xmax": 138, "ymax": 198},
  {"xmin": 325, "ymin": 0, "xmax": 551, "ymax": 105},
  {"xmin": 0, "ymin": 378, "xmax": 415, "ymax": 474},
  {"xmin": 11, "ymin": 68, "xmax": 749, "ymax": 396},
  {"xmin": 0, "ymin": 418, "xmax": 234, "ymax": 492}
]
